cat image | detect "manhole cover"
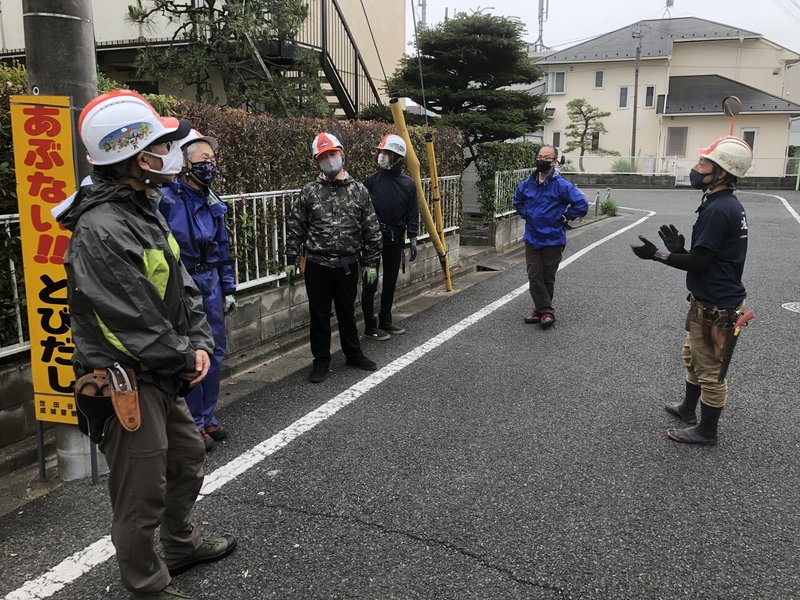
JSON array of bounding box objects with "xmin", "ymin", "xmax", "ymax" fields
[{"xmin": 782, "ymin": 302, "xmax": 800, "ymax": 313}]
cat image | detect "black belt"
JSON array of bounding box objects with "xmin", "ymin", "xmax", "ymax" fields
[{"xmin": 186, "ymin": 260, "xmax": 232, "ymax": 275}]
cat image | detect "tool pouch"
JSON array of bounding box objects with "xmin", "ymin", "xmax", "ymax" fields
[
  {"xmin": 74, "ymin": 371, "xmax": 116, "ymax": 444},
  {"xmin": 701, "ymin": 312, "xmax": 733, "ymax": 362},
  {"xmin": 108, "ymin": 364, "xmax": 141, "ymax": 433}
]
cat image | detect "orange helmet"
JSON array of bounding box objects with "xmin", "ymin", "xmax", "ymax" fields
[{"xmin": 311, "ymin": 132, "xmax": 343, "ymax": 159}]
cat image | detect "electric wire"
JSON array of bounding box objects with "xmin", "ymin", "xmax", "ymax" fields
[
  {"xmin": 410, "ymin": 0, "xmax": 429, "ymax": 127},
  {"xmin": 359, "ymin": 0, "xmax": 388, "ymax": 84}
]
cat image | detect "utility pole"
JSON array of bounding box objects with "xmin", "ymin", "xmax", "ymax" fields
[
  {"xmin": 534, "ymin": 0, "xmax": 549, "ymax": 52},
  {"xmin": 630, "ymin": 26, "xmax": 642, "ymax": 164},
  {"xmin": 23, "ymin": 0, "xmax": 100, "ymax": 481},
  {"xmin": 418, "ymin": 0, "xmax": 427, "ymax": 29},
  {"xmin": 24, "ymin": 0, "xmax": 97, "ymax": 179}
]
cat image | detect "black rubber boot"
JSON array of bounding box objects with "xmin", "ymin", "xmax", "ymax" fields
[
  {"xmin": 664, "ymin": 382, "xmax": 701, "ymax": 424},
  {"xmin": 666, "ymin": 402, "xmax": 722, "ymax": 445}
]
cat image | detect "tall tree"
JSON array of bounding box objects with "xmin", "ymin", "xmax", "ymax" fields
[
  {"xmin": 387, "ymin": 13, "xmax": 544, "ymax": 167},
  {"xmin": 128, "ymin": 0, "xmax": 331, "ymax": 116},
  {"xmin": 563, "ymin": 98, "xmax": 618, "ymax": 172}
]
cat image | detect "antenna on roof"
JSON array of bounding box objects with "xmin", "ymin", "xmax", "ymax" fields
[{"xmin": 663, "ymin": 0, "xmax": 673, "ymax": 18}]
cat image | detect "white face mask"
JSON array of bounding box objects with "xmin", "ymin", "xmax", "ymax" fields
[
  {"xmin": 142, "ymin": 142, "xmax": 184, "ymax": 175},
  {"xmin": 377, "ymin": 153, "xmax": 391, "ymax": 170},
  {"xmin": 319, "ymin": 154, "xmax": 343, "ymax": 179}
]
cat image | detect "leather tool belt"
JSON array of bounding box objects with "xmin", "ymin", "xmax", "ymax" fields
[
  {"xmin": 74, "ymin": 362, "xmax": 141, "ymax": 444},
  {"xmin": 688, "ymin": 295, "xmax": 739, "ymax": 361}
]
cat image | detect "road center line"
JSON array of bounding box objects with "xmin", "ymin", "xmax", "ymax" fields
[{"xmin": 5, "ymin": 211, "xmax": 654, "ymax": 600}]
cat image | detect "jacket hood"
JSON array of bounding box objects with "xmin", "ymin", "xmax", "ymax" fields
[{"xmin": 57, "ymin": 171, "xmax": 142, "ymax": 231}]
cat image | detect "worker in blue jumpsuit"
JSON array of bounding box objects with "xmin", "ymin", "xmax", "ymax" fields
[{"xmin": 159, "ymin": 130, "xmax": 237, "ymax": 451}]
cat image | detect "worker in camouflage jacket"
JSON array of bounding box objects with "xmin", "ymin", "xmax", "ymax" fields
[{"xmin": 285, "ymin": 132, "xmax": 382, "ymax": 383}]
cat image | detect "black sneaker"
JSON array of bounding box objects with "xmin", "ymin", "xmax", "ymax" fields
[
  {"xmin": 309, "ymin": 361, "xmax": 331, "ymax": 383},
  {"xmin": 364, "ymin": 327, "xmax": 390, "ymax": 341},
  {"xmin": 379, "ymin": 323, "xmax": 405, "ymax": 335},
  {"xmin": 346, "ymin": 355, "xmax": 378, "ymax": 371},
  {"xmin": 167, "ymin": 534, "xmax": 237, "ymax": 576}
]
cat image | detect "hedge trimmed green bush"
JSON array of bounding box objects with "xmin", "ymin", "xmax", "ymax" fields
[
  {"xmin": 474, "ymin": 141, "xmax": 539, "ymax": 220},
  {"xmin": 177, "ymin": 100, "xmax": 464, "ymax": 194}
]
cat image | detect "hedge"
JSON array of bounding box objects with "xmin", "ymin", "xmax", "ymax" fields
[
  {"xmin": 176, "ymin": 100, "xmax": 464, "ymax": 195},
  {"xmin": 474, "ymin": 141, "xmax": 539, "ymax": 220}
]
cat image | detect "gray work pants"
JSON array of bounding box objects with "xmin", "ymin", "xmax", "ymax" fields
[
  {"xmin": 99, "ymin": 382, "xmax": 205, "ymax": 592},
  {"xmin": 525, "ymin": 244, "xmax": 564, "ymax": 314}
]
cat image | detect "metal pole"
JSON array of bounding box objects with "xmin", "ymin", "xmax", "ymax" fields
[{"xmin": 630, "ymin": 28, "xmax": 642, "ymax": 170}]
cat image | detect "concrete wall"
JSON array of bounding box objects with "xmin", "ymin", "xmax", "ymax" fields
[
  {"xmin": 489, "ymin": 215, "xmax": 525, "ymax": 253},
  {"xmin": 0, "ymin": 234, "xmax": 459, "ymax": 456}
]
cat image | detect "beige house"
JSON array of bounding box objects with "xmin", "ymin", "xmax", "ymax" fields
[
  {"xmin": 535, "ymin": 17, "xmax": 800, "ymax": 181},
  {"xmin": 0, "ymin": 0, "xmax": 404, "ymax": 116}
]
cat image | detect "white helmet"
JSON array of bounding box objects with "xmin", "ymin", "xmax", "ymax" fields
[
  {"xmin": 181, "ymin": 128, "xmax": 219, "ymax": 152},
  {"xmin": 311, "ymin": 132, "xmax": 344, "ymax": 159},
  {"xmin": 79, "ymin": 90, "xmax": 191, "ymax": 166},
  {"xmin": 377, "ymin": 134, "xmax": 407, "ymax": 158},
  {"xmin": 699, "ymin": 136, "xmax": 752, "ymax": 178}
]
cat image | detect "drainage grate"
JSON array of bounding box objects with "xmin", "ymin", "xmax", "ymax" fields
[{"xmin": 781, "ymin": 302, "xmax": 800, "ymax": 313}]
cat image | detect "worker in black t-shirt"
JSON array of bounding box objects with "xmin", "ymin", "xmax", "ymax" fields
[{"xmin": 631, "ymin": 135, "xmax": 753, "ymax": 445}]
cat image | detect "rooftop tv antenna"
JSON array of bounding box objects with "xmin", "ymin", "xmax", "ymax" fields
[{"xmin": 663, "ymin": 0, "xmax": 674, "ymax": 17}]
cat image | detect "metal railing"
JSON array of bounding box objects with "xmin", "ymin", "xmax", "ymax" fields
[
  {"xmin": 223, "ymin": 175, "xmax": 462, "ymax": 290},
  {"xmin": 494, "ymin": 168, "xmax": 534, "ymax": 218},
  {"xmin": 0, "ymin": 176, "xmax": 462, "ymax": 357},
  {"xmin": 295, "ymin": 0, "xmax": 381, "ymax": 117},
  {"xmin": 0, "ymin": 214, "xmax": 30, "ymax": 358}
]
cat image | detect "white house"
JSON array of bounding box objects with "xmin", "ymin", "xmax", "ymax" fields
[{"xmin": 534, "ymin": 17, "xmax": 800, "ymax": 180}]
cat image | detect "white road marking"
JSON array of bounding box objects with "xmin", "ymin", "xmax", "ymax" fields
[
  {"xmin": 743, "ymin": 191, "xmax": 800, "ymax": 225},
  {"xmin": 4, "ymin": 211, "xmax": 654, "ymax": 600}
]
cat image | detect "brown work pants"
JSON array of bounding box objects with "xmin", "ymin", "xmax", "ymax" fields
[
  {"xmin": 525, "ymin": 244, "xmax": 564, "ymax": 314},
  {"xmin": 681, "ymin": 300, "xmax": 744, "ymax": 408},
  {"xmin": 99, "ymin": 381, "xmax": 205, "ymax": 592}
]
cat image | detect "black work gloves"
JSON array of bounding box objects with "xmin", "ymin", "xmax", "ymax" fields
[
  {"xmin": 631, "ymin": 235, "xmax": 658, "ymax": 260},
  {"xmin": 658, "ymin": 224, "xmax": 687, "ymax": 253}
]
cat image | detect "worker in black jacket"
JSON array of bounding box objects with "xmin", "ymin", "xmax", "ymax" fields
[{"xmin": 361, "ymin": 134, "xmax": 419, "ymax": 340}]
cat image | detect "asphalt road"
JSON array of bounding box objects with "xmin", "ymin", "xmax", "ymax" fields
[{"xmin": 1, "ymin": 188, "xmax": 799, "ymax": 600}]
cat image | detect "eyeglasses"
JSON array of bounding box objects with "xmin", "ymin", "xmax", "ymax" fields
[{"xmin": 536, "ymin": 155, "xmax": 555, "ymax": 161}]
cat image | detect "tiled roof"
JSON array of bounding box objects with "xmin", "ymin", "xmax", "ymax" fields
[
  {"xmin": 664, "ymin": 75, "xmax": 800, "ymax": 114},
  {"xmin": 537, "ymin": 17, "xmax": 761, "ymax": 64}
]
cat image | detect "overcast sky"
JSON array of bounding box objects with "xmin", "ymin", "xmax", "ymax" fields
[{"xmin": 404, "ymin": 0, "xmax": 800, "ymax": 54}]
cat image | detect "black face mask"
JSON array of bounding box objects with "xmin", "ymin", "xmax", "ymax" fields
[
  {"xmin": 536, "ymin": 159, "xmax": 554, "ymax": 173},
  {"xmin": 689, "ymin": 168, "xmax": 709, "ymax": 190},
  {"xmin": 189, "ymin": 161, "xmax": 217, "ymax": 186}
]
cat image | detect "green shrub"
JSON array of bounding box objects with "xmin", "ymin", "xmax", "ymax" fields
[
  {"xmin": 474, "ymin": 141, "xmax": 539, "ymax": 220},
  {"xmin": 611, "ymin": 158, "xmax": 637, "ymax": 173},
  {"xmin": 600, "ymin": 197, "xmax": 618, "ymax": 216},
  {"xmin": 177, "ymin": 99, "xmax": 464, "ymax": 194}
]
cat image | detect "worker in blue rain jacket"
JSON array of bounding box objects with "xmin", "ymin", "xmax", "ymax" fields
[{"xmin": 159, "ymin": 129, "xmax": 237, "ymax": 451}]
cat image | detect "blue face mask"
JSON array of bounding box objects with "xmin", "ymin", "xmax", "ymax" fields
[
  {"xmin": 689, "ymin": 168, "xmax": 709, "ymax": 190},
  {"xmin": 189, "ymin": 161, "xmax": 217, "ymax": 186}
]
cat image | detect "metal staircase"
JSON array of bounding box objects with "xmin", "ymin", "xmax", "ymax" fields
[{"xmin": 292, "ymin": 0, "xmax": 382, "ymax": 118}]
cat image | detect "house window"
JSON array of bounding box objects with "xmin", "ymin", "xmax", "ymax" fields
[
  {"xmin": 545, "ymin": 71, "xmax": 565, "ymax": 94},
  {"xmin": 666, "ymin": 127, "xmax": 688, "ymax": 157},
  {"xmin": 644, "ymin": 85, "xmax": 655, "ymax": 108},
  {"xmin": 594, "ymin": 71, "xmax": 604, "ymax": 89},
  {"xmin": 591, "ymin": 132, "xmax": 600, "ymax": 151},
  {"xmin": 741, "ymin": 129, "xmax": 757, "ymax": 153},
  {"xmin": 619, "ymin": 86, "xmax": 629, "ymax": 109},
  {"xmin": 552, "ymin": 131, "xmax": 561, "ymax": 148}
]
